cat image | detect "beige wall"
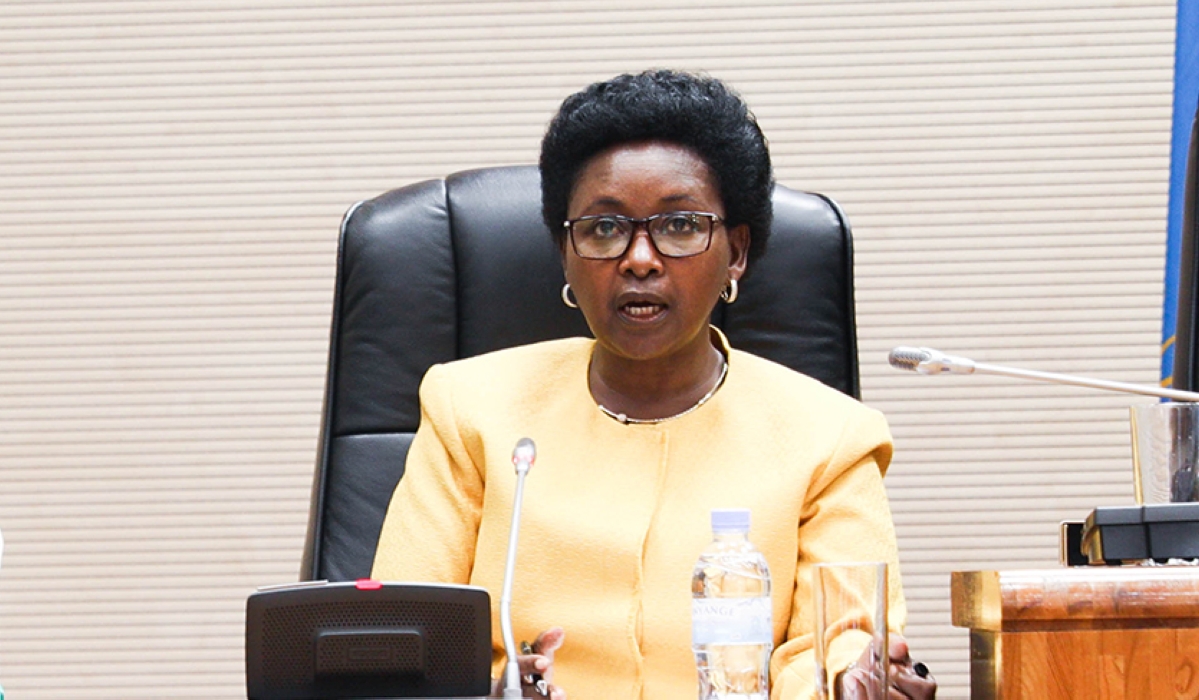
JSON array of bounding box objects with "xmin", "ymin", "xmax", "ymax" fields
[{"xmin": 0, "ymin": 2, "xmax": 1177, "ymax": 697}]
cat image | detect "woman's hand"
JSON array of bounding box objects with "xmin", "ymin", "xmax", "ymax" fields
[
  {"xmin": 838, "ymin": 634, "xmax": 935, "ymax": 700},
  {"xmin": 492, "ymin": 627, "xmax": 567, "ymax": 699},
  {"xmin": 883, "ymin": 635, "xmax": 936, "ymax": 700}
]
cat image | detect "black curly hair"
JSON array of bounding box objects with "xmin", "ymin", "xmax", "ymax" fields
[{"xmin": 539, "ymin": 69, "xmax": 774, "ymax": 271}]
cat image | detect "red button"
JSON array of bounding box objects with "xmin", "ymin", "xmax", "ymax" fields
[{"xmin": 355, "ymin": 578, "xmax": 383, "ymax": 590}]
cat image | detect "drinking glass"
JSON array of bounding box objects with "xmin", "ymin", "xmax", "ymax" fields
[
  {"xmin": 813, "ymin": 562, "xmax": 887, "ymax": 700},
  {"xmin": 1130, "ymin": 402, "xmax": 1199, "ymax": 504}
]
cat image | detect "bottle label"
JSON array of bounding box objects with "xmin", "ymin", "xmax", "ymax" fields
[{"xmin": 691, "ymin": 597, "xmax": 772, "ymax": 645}]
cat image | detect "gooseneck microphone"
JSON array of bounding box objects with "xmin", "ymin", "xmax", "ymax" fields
[
  {"xmin": 501, "ymin": 438, "xmax": 537, "ymax": 699},
  {"xmin": 888, "ymin": 346, "xmax": 1199, "ymax": 402}
]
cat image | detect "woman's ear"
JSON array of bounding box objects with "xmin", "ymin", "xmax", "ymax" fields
[
  {"xmin": 557, "ymin": 235, "xmax": 570, "ymax": 267},
  {"xmin": 727, "ymin": 224, "xmax": 750, "ymax": 280}
]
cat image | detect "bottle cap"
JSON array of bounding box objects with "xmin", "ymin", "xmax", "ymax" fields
[{"xmin": 711, "ymin": 508, "xmax": 750, "ymax": 533}]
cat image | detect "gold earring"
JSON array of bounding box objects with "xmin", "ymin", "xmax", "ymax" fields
[
  {"xmin": 561, "ymin": 283, "xmax": 579, "ymax": 309},
  {"xmin": 720, "ymin": 279, "xmax": 739, "ymax": 304}
]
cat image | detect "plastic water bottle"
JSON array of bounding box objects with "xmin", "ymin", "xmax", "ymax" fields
[{"xmin": 691, "ymin": 508, "xmax": 772, "ymax": 700}]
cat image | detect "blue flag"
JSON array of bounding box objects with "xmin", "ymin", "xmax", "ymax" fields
[{"xmin": 1161, "ymin": 0, "xmax": 1199, "ymax": 385}]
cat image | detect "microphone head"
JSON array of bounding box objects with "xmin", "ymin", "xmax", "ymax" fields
[
  {"xmin": 512, "ymin": 437, "xmax": 536, "ymax": 474},
  {"xmin": 888, "ymin": 346, "xmax": 976, "ymax": 375},
  {"xmin": 888, "ymin": 346, "xmax": 932, "ymax": 371}
]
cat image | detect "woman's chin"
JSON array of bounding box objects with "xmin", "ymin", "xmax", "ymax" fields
[{"xmin": 594, "ymin": 323, "xmax": 712, "ymax": 365}]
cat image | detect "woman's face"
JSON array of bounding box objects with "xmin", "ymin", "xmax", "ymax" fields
[{"xmin": 563, "ymin": 140, "xmax": 750, "ymax": 365}]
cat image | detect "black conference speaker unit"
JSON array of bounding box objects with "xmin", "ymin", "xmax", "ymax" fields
[{"xmin": 246, "ymin": 580, "xmax": 492, "ymax": 699}]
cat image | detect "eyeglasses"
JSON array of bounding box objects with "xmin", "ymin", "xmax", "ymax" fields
[{"xmin": 563, "ymin": 211, "xmax": 722, "ymax": 260}]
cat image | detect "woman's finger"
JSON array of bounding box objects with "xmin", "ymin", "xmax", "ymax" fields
[
  {"xmin": 839, "ymin": 670, "xmax": 868, "ymax": 700},
  {"xmin": 534, "ymin": 626, "xmax": 566, "ymax": 658},
  {"xmin": 516, "ymin": 627, "xmax": 567, "ymax": 698},
  {"xmin": 890, "ymin": 662, "xmax": 936, "ymax": 700},
  {"xmin": 886, "ymin": 634, "xmax": 935, "ymax": 699},
  {"xmin": 888, "ymin": 635, "xmax": 912, "ymax": 665},
  {"xmin": 517, "ymin": 651, "xmax": 550, "ymax": 676}
]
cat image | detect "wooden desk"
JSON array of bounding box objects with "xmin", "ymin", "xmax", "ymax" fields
[{"xmin": 951, "ymin": 568, "xmax": 1199, "ymax": 699}]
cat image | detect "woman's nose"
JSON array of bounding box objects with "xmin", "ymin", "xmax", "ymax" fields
[{"xmin": 620, "ymin": 229, "xmax": 664, "ymax": 275}]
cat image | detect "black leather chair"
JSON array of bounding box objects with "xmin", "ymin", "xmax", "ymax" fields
[{"xmin": 300, "ymin": 165, "xmax": 860, "ymax": 581}]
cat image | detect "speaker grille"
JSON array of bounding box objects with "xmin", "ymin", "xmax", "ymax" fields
[
  {"xmin": 315, "ymin": 628, "xmax": 423, "ymax": 675},
  {"xmin": 260, "ymin": 600, "xmax": 482, "ymax": 692}
]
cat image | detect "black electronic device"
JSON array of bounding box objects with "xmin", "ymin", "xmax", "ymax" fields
[
  {"xmin": 1081, "ymin": 506, "xmax": 1149, "ymax": 564},
  {"xmin": 1080, "ymin": 503, "xmax": 1199, "ymax": 564},
  {"xmin": 245, "ymin": 580, "xmax": 492, "ymax": 700}
]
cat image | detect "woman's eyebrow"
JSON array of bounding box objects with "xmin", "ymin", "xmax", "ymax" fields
[{"xmin": 578, "ymin": 193, "xmax": 700, "ymax": 212}]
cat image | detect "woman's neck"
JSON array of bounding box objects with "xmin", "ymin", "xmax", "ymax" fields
[{"xmin": 588, "ymin": 332, "xmax": 727, "ymax": 423}]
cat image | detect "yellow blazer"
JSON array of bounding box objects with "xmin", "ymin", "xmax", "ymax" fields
[{"xmin": 373, "ymin": 333, "xmax": 906, "ymax": 699}]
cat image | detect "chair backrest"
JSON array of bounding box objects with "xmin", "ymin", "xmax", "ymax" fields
[{"xmin": 300, "ymin": 165, "xmax": 860, "ymax": 581}]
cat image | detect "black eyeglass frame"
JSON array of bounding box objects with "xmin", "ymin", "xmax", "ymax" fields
[{"xmin": 562, "ymin": 211, "xmax": 724, "ymax": 260}]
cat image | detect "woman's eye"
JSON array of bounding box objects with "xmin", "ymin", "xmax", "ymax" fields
[
  {"xmin": 590, "ymin": 218, "xmax": 624, "ymax": 238},
  {"xmin": 661, "ymin": 214, "xmax": 697, "ymax": 234}
]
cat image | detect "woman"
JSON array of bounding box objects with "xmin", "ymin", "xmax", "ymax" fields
[{"xmin": 372, "ymin": 70, "xmax": 935, "ymax": 700}]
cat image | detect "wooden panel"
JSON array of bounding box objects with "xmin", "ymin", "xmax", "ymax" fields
[
  {"xmin": 954, "ymin": 569, "xmax": 1199, "ymax": 699},
  {"xmin": 995, "ymin": 628, "xmax": 1199, "ymax": 699}
]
